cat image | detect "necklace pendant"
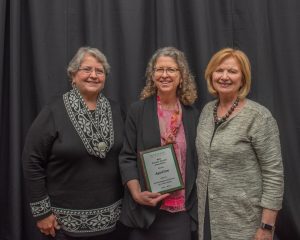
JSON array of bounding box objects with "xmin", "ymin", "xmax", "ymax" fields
[{"xmin": 98, "ymin": 142, "xmax": 107, "ymax": 152}]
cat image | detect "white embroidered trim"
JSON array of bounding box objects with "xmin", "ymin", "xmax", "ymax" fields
[
  {"xmin": 30, "ymin": 196, "xmax": 51, "ymax": 217},
  {"xmin": 52, "ymin": 199, "xmax": 122, "ymax": 233},
  {"xmin": 63, "ymin": 89, "xmax": 114, "ymax": 158}
]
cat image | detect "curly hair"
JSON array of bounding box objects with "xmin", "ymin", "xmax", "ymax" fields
[
  {"xmin": 205, "ymin": 48, "xmax": 251, "ymax": 99},
  {"xmin": 140, "ymin": 47, "xmax": 197, "ymax": 105}
]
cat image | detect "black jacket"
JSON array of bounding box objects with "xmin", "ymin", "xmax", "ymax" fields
[{"xmin": 119, "ymin": 95, "xmax": 199, "ymax": 230}]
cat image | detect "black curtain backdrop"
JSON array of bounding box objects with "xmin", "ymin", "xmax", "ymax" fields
[{"xmin": 1, "ymin": 0, "xmax": 299, "ymax": 239}]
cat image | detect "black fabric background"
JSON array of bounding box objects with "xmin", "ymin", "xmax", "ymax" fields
[{"xmin": 1, "ymin": 0, "xmax": 299, "ymax": 239}]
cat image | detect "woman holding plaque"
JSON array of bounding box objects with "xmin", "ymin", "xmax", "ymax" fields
[
  {"xmin": 22, "ymin": 47, "xmax": 128, "ymax": 239},
  {"xmin": 196, "ymin": 48, "xmax": 284, "ymax": 240},
  {"xmin": 119, "ymin": 47, "xmax": 199, "ymax": 240}
]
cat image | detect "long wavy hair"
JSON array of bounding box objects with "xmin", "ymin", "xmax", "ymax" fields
[{"xmin": 140, "ymin": 47, "xmax": 197, "ymax": 105}]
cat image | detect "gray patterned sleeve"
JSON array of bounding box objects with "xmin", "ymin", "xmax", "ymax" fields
[{"xmin": 251, "ymin": 113, "xmax": 284, "ymax": 210}]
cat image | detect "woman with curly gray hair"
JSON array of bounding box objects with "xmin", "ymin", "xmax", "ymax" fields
[
  {"xmin": 141, "ymin": 47, "xmax": 197, "ymax": 105},
  {"xmin": 119, "ymin": 47, "xmax": 199, "ymax": 240}
]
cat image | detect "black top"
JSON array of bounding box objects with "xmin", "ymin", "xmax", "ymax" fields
[{"xmin": 22, "ymin": 96, "xmax": 125, "ymax": 237}]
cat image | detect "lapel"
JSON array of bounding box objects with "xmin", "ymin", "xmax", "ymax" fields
[
  {"xmin": 182, "ymin": 104, "xmax": 191, "ymax": 159},
  {"xmin": 141, "ymin": 97, "xmax": 196, "ymax": 198},
  {"xmin": 142, "ymin": 96, "xmax": 161, "ymax": 149},
  {"xmin": 182, "ymin": 104, "xmax": 195, "ymax": 198}
]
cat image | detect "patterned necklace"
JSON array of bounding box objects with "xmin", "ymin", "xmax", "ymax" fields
[{"xmin": 213, "ymin": 97, "xmax": 240, "ymax": 126}]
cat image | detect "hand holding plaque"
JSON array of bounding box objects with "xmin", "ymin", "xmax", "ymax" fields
[{"xmin": 139, "ymin": 144, "xmax": 184, "ymax": 194}]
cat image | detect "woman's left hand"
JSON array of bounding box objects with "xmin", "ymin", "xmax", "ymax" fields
[
  {"xmin": 254, "ymin": 228, "xmax": 273, "ymax": 240},
  {"xmin": 255, "ymin": 208, "xmax": 277, "ymax": 240}
]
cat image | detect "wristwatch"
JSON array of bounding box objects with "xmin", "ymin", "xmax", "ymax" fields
[{"xmin": 260, "ymin": 222, "xmax": 275, "ymax": 231}]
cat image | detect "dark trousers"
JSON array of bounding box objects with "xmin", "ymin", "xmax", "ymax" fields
[{"xmin": 129, "ymin": 210, "xmax": 192, "ymax": 240}]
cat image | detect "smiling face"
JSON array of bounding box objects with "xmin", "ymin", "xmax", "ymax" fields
[
  {"xmin": 72, "ymin": 54, "xmax": 106, "ymax": 100},
  {"xmin": 153, "ymin": 56, "xmax": 181, "ymax": 98},
  {"xmin": 212, "ymin": 57, "xmax": 243, "ymax": 100}
]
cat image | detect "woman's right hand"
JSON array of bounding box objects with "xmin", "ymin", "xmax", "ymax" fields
[
  {"xmin": 133, "ymin": 190, "xmax": 170, "ymax": 206},
  {"xmin": 37, "ymin": 214, "xmax": 60, "ymax": 237},
  {"xmin": 127, "ymin": 179, "xmax": 170, "ymax": 207}
]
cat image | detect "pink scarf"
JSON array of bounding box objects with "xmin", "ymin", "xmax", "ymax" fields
[{"xmin": 157, "ymin": 95, "xmax": 186, "ymax": 212}]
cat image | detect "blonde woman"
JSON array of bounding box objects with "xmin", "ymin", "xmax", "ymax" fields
[{"xmin": 196, "ymin": 48, "xmax": 284, "ymax": 240}]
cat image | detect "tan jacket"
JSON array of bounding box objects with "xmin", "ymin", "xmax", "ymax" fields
[{"xmin": 196, "ymin": 99, "xmax": 284, "ymax": 240}]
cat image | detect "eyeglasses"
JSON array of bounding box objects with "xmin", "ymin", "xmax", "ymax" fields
[
  {"xmin": 153, "ymin": 67, "xmax": 179, "ymax": 76},
  {"xmin": 78, "ymin": 66, "xmax": 105, "ymax": 76}
]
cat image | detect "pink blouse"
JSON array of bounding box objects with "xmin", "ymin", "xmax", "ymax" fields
[{"xmin": 157, "ymin": 106, "xmax": 187, "ymax": 212}]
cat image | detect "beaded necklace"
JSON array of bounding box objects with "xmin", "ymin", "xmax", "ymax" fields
[{"xmin": 213, "ymin": 97, "xmax": 240, "ymax": 126}]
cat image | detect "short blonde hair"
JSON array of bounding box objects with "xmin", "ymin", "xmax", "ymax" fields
[
  {"xmin": 205, "ymin": 48, "xmax": 251, "ymax": 99},
  {"xmin": 140, "ymin": 47, "xmax": 197, "ymax": 105}
]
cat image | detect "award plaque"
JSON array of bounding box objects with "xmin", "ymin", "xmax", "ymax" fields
[{"xmin": 139, "ymin": 144, "xmax": 184, "ymax": 194}]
